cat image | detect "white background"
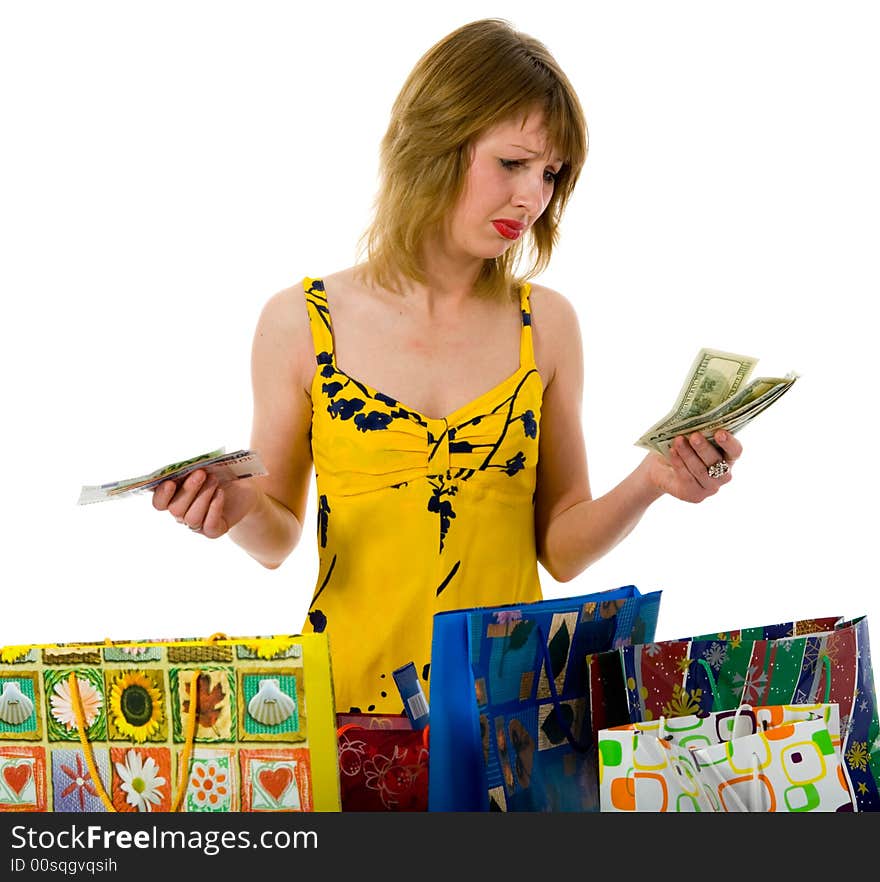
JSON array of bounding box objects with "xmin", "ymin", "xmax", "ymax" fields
[{"xmin": 2, "ymin": 1, "xmax": 877, "ymax": 651}]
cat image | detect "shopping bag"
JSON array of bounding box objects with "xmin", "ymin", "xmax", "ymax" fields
[
  {"xmin": 735, "ymin": 615, "xmax": 880, "ymax": 812},
  {"xmin": 690, "ymin": 715, "xmax": 854, "ymax": 812},
  {"xmin": 618, "ymin": 615, "xmax": 840, "ymax": 723},
  {"xmin": 336, "ymin": 713, "xmax": 429, "ymax": 811},
  {"xmin": 0, "ymin": 632, "xmax": 341, "ymax": 812},
  {"xmin": 599, "ymin": 703, "xmax": 855, "ymax": 812},
  {"xmin": 428, "ymin": 584, "xmax": 661, "ymax": 811},
  {"xmin": 592, "ymin": 613, "xmax": 880, "ymax": 812}
]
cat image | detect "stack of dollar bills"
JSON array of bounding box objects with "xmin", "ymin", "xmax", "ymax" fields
[
  {"xmin": 636, "ymin": 348, "xmax": 798, "ymax": 456},
  {"xmin": 78, "ymin": 447, "xmax": 267, "ymax": 505}
]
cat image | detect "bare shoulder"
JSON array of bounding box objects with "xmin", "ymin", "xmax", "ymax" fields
[
  {"xmin": 528, "ymin": 282, "xmax": 579, "ymax": 326},
  {"xmin": 252, "ymin": 278, "xmax": 317, "ymax": 391},
  {"xmin": 321, "ymin": 265, "xmax": 376, "ymax": 319},
  {"xmin": 527, "ymin": 282, "xmax": 583, "ymax": 386}
]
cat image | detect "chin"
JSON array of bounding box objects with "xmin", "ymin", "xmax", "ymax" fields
[
  {"xmin": 453, "ymin": 232, "xmax": 516, "ymax": 262},
  {"xmin": 478, "ymin": 239, "xmax": 516, "ymax": 260}
]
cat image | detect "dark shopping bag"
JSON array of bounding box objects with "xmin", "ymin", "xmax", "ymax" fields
[
  {"xmin": 740, "ymin": 616, "xmax": 880, "ymax": 812},
  {"xmin": 620, "ymin": 616, "xmax": 840, "ymax": 722},
  {"xmin": 335, "ymin": 713, "xmax": 428, "ymax": 811},
  {"xmin": 591, "ymin": 614, "xmax": 880, "ymax": 811},
  {"xmin": 428, "ymin": 584, "xmax": 661, "ymax": 811}
]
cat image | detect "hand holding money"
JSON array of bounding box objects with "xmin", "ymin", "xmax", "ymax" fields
[
  {"xmin": 78, "ymin": 447, "xmax": 267, "ymax": 505},
  {"xmin": 636, "ymin": 348, "xmax": 798, "ymax": 457}
]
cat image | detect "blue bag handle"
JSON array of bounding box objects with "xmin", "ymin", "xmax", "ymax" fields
[{"xmin": 536, "ymin": 625, "xmax": 592, "ymax": 753}]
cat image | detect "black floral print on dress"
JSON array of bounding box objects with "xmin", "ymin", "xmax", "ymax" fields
[
  {"xmin": 301, "ymin": 275, "xmax": 544, "ymax": 715},
  {"xmin": 427, "ymin": 476, "xmax": 459, "ymax": 553}
]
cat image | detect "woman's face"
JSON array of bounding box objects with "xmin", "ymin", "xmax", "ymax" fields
[{"xmin": 443, "ymin": 110, "xmax": 563, "ymax": 262}]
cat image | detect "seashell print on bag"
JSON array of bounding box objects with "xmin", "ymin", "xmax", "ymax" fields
[
  {"xmin": 247, "ymin": 679, "xmax": 297, "ymax": 727},
  {"xmin": 0, "ymin": 682, "xmax": 34, "ymax": 726}
]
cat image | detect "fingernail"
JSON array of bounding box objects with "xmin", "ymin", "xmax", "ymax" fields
[{"xmin": 717, "ymin": 431, "xmax": 728, "ymax": 442}]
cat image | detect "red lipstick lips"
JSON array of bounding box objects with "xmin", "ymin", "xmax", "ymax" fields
[{"xmin": 492, "ymin": 219, "xmax": 525, "ymax": 240}]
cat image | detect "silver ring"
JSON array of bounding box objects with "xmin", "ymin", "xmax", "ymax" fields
[{"xmin": 707, "ymin": 460, "xmax": 730, "ymax": 479}]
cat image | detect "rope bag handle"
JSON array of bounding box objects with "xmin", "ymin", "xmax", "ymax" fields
[{"xmin": 69, "ymin": 669, "xmax": 201, "ymax": 812}]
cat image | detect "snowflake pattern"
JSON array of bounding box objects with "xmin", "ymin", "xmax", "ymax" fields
[
  {"xmin": 732, "ymin": 665, "xmax": 769, "ymax": 705},
  {"xmin": 845, "ymin": 740, "xmax": 870, "ymax": 773},
  {"xmin": 661, "ymin": 683, "xmax": 704, "ymax": 718},
  {"xmin": 802, "ymin": 639, "xmax": 836, "ymax": 674},
  {"xmin": 702, "ymin": 642, "xmax": 728, "ymax": 670}
]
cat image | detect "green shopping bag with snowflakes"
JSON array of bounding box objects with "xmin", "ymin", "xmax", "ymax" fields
[{"xmin": 609, "ymin": 614, "xmax": 880, "ymax": 811}]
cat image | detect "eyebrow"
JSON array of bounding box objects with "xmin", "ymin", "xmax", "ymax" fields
[{"xmin": 511, "ymin": 144, "xmax": 564, "ymax": 164}]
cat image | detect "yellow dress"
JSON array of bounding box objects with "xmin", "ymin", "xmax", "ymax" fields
[{"xmin": 300, "ymin": 276, "xmax": 544, "ymax": 712}]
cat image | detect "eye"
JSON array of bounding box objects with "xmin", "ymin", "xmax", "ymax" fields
[{"xmin": 501, "ymin": 158, "xmax": 560, "ymax": 186}]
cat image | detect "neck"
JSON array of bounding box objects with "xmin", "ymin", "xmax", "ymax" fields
[{"xmin": 401, "ymin": 234, "xmax": 486, "ymax": 313}]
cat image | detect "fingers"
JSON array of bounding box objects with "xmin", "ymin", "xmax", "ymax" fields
[
  {"xmin": 163, "ymin": 470, "xmax": 207, "ymax": 518},
  {"xmin": 180, "ymin": 476, "xmax": 220, "ymax": 531},
  {"xmin": 201, "ymin": 488, "xmax": 226, "ymax": 539},
  {"xmin": 151, "ymin": 479, "xmax": 178, "ymax": 511},
  {"xmin": 712, "ymin": 429, "xmax": 743, "ymax": 464},
  {"xmin": 670, "ymin": 436, "xmax": 716, "ymax": 491},
  {"xmin": 685, "ymin": 433, "xmax": 724, "ymax": 469},
  {"xmin": 150, "ymin": 469, "xmax": 221, "ymax": 534},
  {"xmin": 659, "ymin": 430, "xmax": 740, "ymax": 503}
]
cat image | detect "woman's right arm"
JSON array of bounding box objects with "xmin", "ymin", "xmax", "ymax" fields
[{"xmin": 152, "ymin": 286, "xmax": 316, "ymax": 569}]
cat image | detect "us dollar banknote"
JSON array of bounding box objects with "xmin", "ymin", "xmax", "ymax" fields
[
  {"xmin": 636, "ymin": 349, "xmax": 798, "ymax": 457},
  {"xmin": 78, "ymin": 447, "xmax": 267, "ymax": 504}
]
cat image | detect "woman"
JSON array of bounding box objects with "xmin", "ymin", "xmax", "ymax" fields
[{"xmin": 152, "ymin": 19, "xmax": 742, "ymax": 713}]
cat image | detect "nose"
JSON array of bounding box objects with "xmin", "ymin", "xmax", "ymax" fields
[{"xmin": 512, "ymin": 170, "xmax": 548, "ymax": 217}]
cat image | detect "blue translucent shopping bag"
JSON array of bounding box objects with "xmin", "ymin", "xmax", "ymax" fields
[{"xmin": 428, "ymin": 585, "xmax": 661, "ymax": 811}]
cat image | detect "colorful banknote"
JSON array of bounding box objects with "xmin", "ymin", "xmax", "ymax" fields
[{"xmin": 77, "ymin": 447, "xmax": 267, "ymax": 504}]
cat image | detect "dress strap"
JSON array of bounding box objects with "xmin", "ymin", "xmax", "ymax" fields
[
  {"xmin": 518, "ymin": 283, "xmax": 537, "ymax": 369},
  {"xmin": 303, "ymin": 277, "xmax": 336, "ymax": 364}
]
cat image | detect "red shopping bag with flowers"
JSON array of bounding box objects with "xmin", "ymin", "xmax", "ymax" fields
[{"xmin": 336, "ymin": 713, "xmax": 429, "ymax": 811}]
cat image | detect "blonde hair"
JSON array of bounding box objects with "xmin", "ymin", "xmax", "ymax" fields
[{"xmin": 360, "ymin": 18, "xmax": 588, "ymax": 299}]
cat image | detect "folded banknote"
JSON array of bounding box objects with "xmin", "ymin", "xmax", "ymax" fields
[
  {"xmin": 77, "ymin": 447, "xmax": 267, "ymax": 505},
  {"xmin": 636, "ymin": 348, "xmax": 798, "ymax": 456}
]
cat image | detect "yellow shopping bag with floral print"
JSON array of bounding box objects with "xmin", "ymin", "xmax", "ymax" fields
[{"xmin": 0, "ymin": 632, "xmax": 341, "ymax": 812}]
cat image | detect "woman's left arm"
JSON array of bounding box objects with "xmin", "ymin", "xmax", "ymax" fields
[{"xmin": 532, "ymin": 288, "xmax": 742, "ymax": 583}]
